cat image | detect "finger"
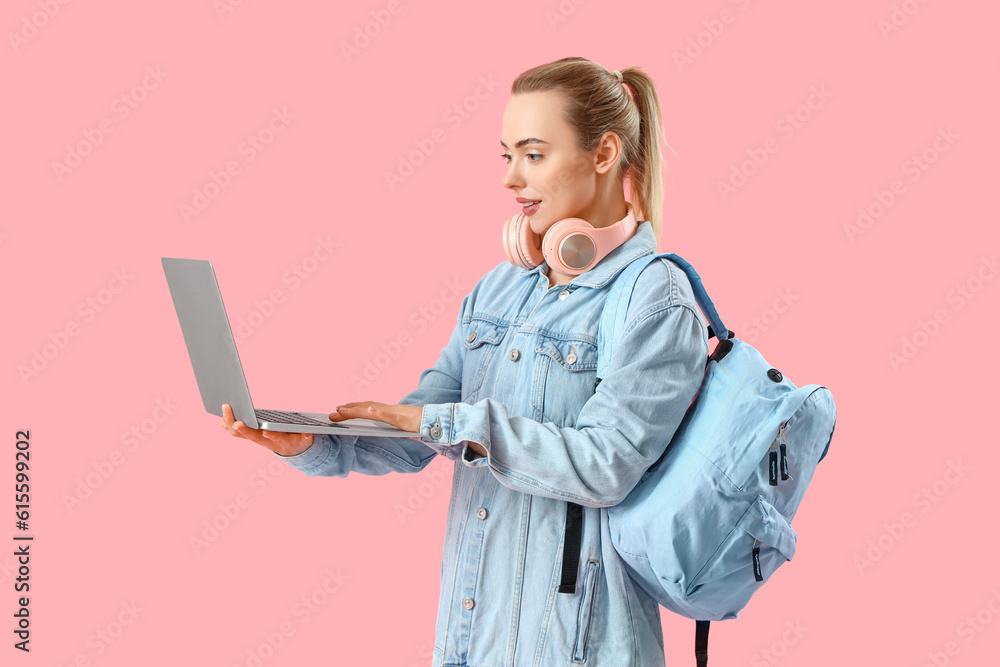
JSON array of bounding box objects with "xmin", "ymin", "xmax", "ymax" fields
[
  {"xmin": 259, "ymin": 429, "xmax": 312, "ymax": 452},
  {"xmin": 364, "ymin": 404, "xmax": 392, "ymax": 426},
  {"xmin": 232, "ymin": 420, "xmax": 250, "ymax": 437},
  {"xmin": 233, "ymin": 421, "xmax": 270, "ymax": 447},
  {"xmin": 330, "ymin": 402, "xmax": 363, "ymax": 420},
  {"xmin": 221, "ymin": 405, "xmax": 243, "ymax": 436}
]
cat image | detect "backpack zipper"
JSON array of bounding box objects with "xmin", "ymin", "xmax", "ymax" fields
[
  {"xmin": 756, "ymin": 420, "xmax": 792, "ymax": 580},
  {"xmin": 751, "ymin": 538, "xmax": 763, "ymax": 581},
  {"xmin": 778, "ymin": 420, "xmax": 790, "ymax": 481},
  {"xmin": 768, "ymin": 420, "xmax": 791, "ymax": 486},
  {"xmin": 768, "ymin": 439, "xmax": 778, "ymax": 486}
]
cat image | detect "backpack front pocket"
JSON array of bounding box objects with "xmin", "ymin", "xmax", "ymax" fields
[{"xmin": 683, "ymin": 495, "xmax": 797, "ymax": 620}]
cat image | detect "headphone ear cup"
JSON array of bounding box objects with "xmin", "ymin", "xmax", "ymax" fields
[
  {"xmin": 503, "ymin": 213, "xmax": 544, "ymax": 269},
  {"xmin": 542, "ymin": 218, "xmax": 596, "ymax": 274}
]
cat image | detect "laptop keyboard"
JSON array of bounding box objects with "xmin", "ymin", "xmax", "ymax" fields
[{"xmin": 254, "ymin": 409, "xmax": 347, "ymax": 428}]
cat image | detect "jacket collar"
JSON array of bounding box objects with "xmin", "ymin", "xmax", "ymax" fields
[{"xmin": 518, "ymin": 219, "xmax": 658, "ymax": 288}]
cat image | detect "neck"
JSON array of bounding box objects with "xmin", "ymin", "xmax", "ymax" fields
[{"xmin": 575, "ymin": 183, "xmax": 629, "ymax": 230}]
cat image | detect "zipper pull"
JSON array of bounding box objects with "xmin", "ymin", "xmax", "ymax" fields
[
  {"xmin": 752, "ymin": 538, "xmax": 763, "ymax": 581},
  {"xmin": 768, "ymin": 438, "xmax": 778, "ymax": 486},
  {"xmin": 779, "ymin": 421, "xmax": 790, "ymax": 481}
]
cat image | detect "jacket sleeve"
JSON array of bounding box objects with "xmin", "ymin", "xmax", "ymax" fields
[
  {"xmin": 271, "ymin": 294, "xmax": 469, "ymax": 478},
  {"xmin": 416, "ymin": 301, "xmax": 709, "ymax": 508}
]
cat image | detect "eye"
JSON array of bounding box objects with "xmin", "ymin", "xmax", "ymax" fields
[{"xmin": 500, "ymin": 153, "xmax": 543, "ymax": 164}]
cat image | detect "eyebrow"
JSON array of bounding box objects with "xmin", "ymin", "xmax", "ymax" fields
[{"xmin": 500, "ymin": 138, "xmax": 550, "ymax": 149}]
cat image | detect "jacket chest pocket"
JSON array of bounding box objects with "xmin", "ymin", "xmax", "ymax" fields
[
  {"xmin": 530, "ymin": 334, "xmax": 599, "ymax": 427},
  {"xmin": 461, "ymin": 316, "xmax": 509, "ymax": 402}
]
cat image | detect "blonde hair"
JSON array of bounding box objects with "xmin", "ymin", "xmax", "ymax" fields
[{"xmin": 511, "ymin": 57, "xmax": 672, "ymax": 244}]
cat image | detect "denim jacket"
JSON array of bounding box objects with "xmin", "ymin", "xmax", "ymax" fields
[{"xmin": 274, "ymin": 220, "xmax": 709, "ymax": 666}]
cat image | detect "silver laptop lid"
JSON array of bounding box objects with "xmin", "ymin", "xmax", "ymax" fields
[{"xmin": 161, "ymin": 258, "xmax": 260, "ymax": 429}]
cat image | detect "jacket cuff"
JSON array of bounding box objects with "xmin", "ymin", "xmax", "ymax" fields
[
  {"xmin": 461, "ymin": 441, "xmax": 488, "ymax": 467},
  {"xmin": 271, "ymin": 433, "xmax": 334, "ymax": 473},
  {"xmin": 420, "ymin": 402, "xmax": 490, "ymax": 466}
]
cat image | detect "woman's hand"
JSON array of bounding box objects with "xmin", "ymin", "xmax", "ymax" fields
[
  {"xmin": 330, "ymin": 402, "xmax": 487, "ymax": 457},
  {"xmin": 330, "ymin": 402, "xmax": 423, "ymax": 439},
  {"xmin": 221, "ymin": 403, "xmax": 314, "ymax": 457}
]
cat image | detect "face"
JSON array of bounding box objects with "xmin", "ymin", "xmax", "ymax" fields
[{"xmin": 500, "ymin": 91, "xmax": 612, "ymax": 235}]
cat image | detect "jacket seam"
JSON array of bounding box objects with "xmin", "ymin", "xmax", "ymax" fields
[
  {"xmin": 353, "ymin": 440, "xmax": 425, "ymax": 473},
  {"xmin": 621, "ymin": 561, "xmax": 639, "ymax": 666},
  {"xmin": 621, "ymin": 300, "xmax": 703, "ymax": 341},
  {"xmin": 300, "ymin": 437, "xmax": 335, "ymax": 475},
  {"xmin": 487, "ymin": 458, "xmax": 615, "ymax": 507}
]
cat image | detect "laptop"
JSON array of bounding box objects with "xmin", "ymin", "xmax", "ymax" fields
[{"xmin": 161, "ymin": 257, "xmax": 422, "ymax": 437}]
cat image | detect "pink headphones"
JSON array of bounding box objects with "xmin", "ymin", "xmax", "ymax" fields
[{"xmin": 503, "ymin": 201, "xmax": 639, "ymax": 275}]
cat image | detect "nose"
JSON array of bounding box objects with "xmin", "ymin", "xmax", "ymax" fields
[{"xmin": 502, "ymin": 162, "xmax": 523, "ymax": 191}]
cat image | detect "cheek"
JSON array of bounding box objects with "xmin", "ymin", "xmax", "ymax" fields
[{"xmin": 532, "ymin": 169, "xmax": 569, "ymax": 207}]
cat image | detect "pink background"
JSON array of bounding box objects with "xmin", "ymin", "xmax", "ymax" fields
[{"xmin": 3, "ymin": 1, "xmax": 998, "ymax": 665}]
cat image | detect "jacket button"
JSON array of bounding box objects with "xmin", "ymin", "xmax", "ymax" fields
[
  {"xmin": 566, "ymin": 352, "xmax": 577, "ymax": 364},
  {"xmin": 476, "ymin": 507, "xmax": 488, "ymax": 520},
  {"xmin": 467, "ymin": 332, "xmax": 476, "ymax": 343},
  {"xmin": 430, "ymin": 425, "xmax": 442, "ymax": 439},
  {"xmin": 558, "ymin": 289, "xmax": 570, "ymax": 300},
  {"xmin": 508, "ymin": 349, "xmax": 520, "ymax": 361},
  {"xmin": 462, "ymin": 597, "xmax": 475, "ymax": 609}
]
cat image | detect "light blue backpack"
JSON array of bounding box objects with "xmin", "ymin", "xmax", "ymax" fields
[{"xmin": 592, "ymin": 252, "xmax": 836, "ymax": 666}]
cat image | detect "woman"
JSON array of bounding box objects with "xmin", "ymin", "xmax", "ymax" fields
[{"xmin": 222, "ymin": 57, "xmax": 708, "ymax": 666}]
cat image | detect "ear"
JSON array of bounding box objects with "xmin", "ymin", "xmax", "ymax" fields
[{"xmin": 593, "ymin": 130, "xmax": 622, "ymax": 175}]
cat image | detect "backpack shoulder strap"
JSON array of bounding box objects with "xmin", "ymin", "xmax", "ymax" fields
[
  {"xmin": 597, "ymin": 252, "xmax": 730, "ymax": 383},
  {"xmin": 661, "ymin": 253, "xmax": 730, "ymax": 343},
  {"xmin": 695, "ymin": 620, "xmax": 710, "ymax": 667},
  {"xmin": 597, "ymin": 252, "xmax": 662, "ymax": 383}
]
